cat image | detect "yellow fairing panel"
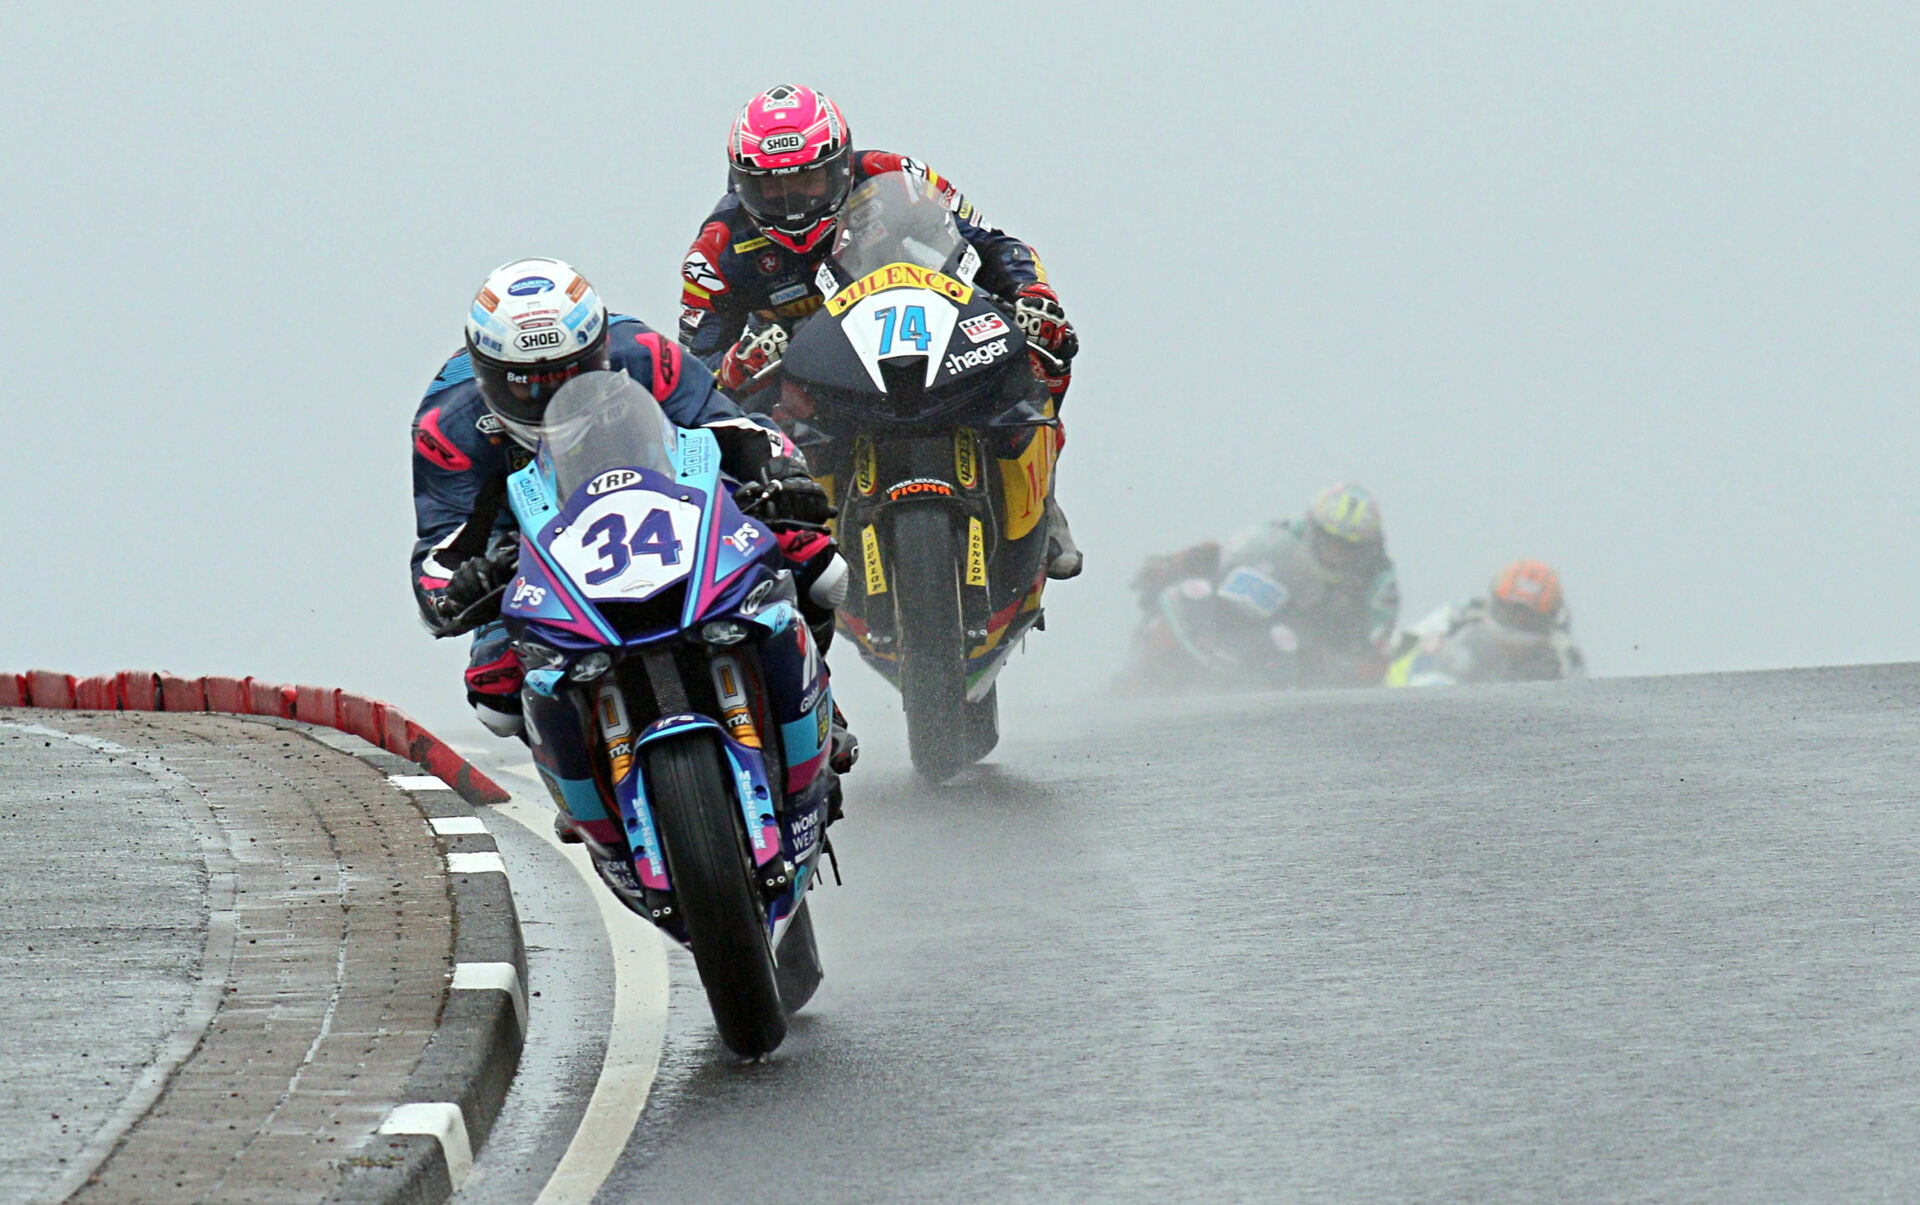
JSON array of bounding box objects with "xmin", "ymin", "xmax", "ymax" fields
[{"xmin": 998, "ymin": 425, "xmax": 1056, "ymax": 542}]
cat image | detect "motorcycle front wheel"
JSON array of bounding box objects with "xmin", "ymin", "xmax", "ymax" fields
[
  {"xmin": 891, "ymin": 506, "xmax": 971, "ymax": 781},
  {"xmin": 647, "ymin": 734, "xmax": 786, "ymax": 1057}
]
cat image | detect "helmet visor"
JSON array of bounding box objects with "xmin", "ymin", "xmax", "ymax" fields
[
  {"xmin": 1308, "ymin": 522, "xmax": 1377, "ymax": 573},
  {"xmin": 731, "ymin": 149, "xmax": 852, "ymax": 233},
  {"xmin": 470, "ymin": 331, "xmax": 610, "ymax": 438}
]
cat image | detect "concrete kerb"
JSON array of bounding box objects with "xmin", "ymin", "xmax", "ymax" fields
[
  {"xmin": 258, "ymin": 719, "xmax": 529, "ymax": 1205},
  {"xmin": 6, "ymin": 674, "xmax": 529, "ymax": 1202}
]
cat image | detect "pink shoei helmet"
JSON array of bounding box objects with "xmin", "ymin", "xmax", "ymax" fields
[{"xmin": 728, "ymin": 84, "xmax": 852, "ymax": 254}]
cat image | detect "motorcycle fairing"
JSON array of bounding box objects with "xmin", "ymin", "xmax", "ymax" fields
[
  {"xmin": 504, "ymin": 460, "xmax": 618, "ymax": 645},
  {"xmin": 634, "ymin": 715, "xmax": 784, "ymax": 873}
]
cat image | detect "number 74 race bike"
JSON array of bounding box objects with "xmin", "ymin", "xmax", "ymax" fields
[
  {"xmin": 489, "ymin": 371, "xmax": 842, "ymax": 1058},
  {"xmin": 769, "ymin": 170, "xmax": 1068, "ymax": 781}
]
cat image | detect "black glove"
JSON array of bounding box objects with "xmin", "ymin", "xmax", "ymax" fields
[
  {"xmin": 439, "ymin": 539, "xmax": 519, "ymax": 623},
  {"xmin": 736, "ymin": 464, "xmax": 835, "ymax": 527}
]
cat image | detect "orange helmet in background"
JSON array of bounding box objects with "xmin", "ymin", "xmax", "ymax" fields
[{"xmin": 1489, "ymin": 559, "xmax": 1565, "ymax": 635}]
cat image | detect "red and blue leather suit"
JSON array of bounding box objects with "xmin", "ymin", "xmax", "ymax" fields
[
  {"xmin": 678, "ymin": 153, "xmax": 1051, "ymax": 378},
  {"xmin": 409, "ymin": 315, "xmax": 753, "ymax": 623}
]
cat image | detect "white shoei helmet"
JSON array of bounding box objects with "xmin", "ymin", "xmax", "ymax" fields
[{"xmin": 464, "ymin": 258, "xmax": 610, "ymax": 449}]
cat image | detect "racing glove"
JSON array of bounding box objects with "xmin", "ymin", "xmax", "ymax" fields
[
  {"xmin": 1012, "ymin": 283, "xmax": 1077, "ymax": 360},
  {"xmin": 735, "ymin": 463, "xmax": 836, "ymax": 527},
  {"xmin": 437, "ymin": 539, "xmax": 519, "ymax": 631},
  {"xmin": 717, "ymin": 322, "xmax": 789, "ymax": 394}
]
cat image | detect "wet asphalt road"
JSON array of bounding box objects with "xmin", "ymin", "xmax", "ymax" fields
[{"xmin": 589, "ymin": 663, "xmax": 1920, "ymax": 1201}]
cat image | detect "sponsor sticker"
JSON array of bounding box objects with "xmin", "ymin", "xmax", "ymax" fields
[
  {"xmin": 508, "ymin": 276, "xmax": 554, "ymax": 296},
  {"xmin": 516, "ymin": 328, "xmax": 566, "ymax": 352},
  {"xmin": 757, "ymin": 131, "xmax": 806, "ymax": 155},
  {"xmin": 886, "ymin": 477, "xmax": 955, "ymax": 501},
  {"xmin": 769, "ymin": 282, "xmax": 809, "ymax": 306},
  {"xmin": 943, "ymin": 337, "xmax": 1011, "ymax": 376},
  {"xmin": 959, "ymin": 312, "xmax": 1009, "ymax": 344},
  {"xmin": 758, "ymin": 251, "xmax": 781, "ymax": 275},
  {"xmin": 477, "ymin": 287, "xmax": 500, "ymax": 312},
  {"xmin": 825, "ymin": 261, "xmax": 974, "ymax": 316},
  {"xmin": 566, "ymin": 275, "xmax": 590, "ymax": 302},
  {"xmin": 733, "ymin": 235, "xmax": 772, "ymax": 253},
  {"xmin": 853, "ymin": 436, "xmax": 876, "ymax": 495},
  {"xmin": 966, "ymin": 517, "xmax": 987, "ymax": 586},
  {"xmin": 586, "ymin": 468, "xmax": 642, "ymax": 496},
  {"xmin": 679, "ymin": 305, "xmax": 705, "ymax": 331},
  {"xmin": 956, "ymin": 244, "xmax": 981, "ymax": 284},
  {"xmin": 861, "ymin": 525, "xmax": 886, "ymax": 595},
  {"xmin": 814, "ymin": 262, "xmax": 840, "ymax": 299},
  {"xmin": 953, "ymin": 429, "xmax": 978, "ymax": 488}
]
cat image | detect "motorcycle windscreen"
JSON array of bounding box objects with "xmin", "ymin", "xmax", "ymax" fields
[
  {"xmin": 788, "ymin": 170, "xmax": 987, "ymax": 397},
  {"xmin": 533, "ymin": 371, "xmax": 700, "ymax": 605}
]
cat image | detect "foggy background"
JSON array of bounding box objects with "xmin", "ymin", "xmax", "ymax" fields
[{"xmin": 5, "ymin": 3, "xmax": 1916, "ymax": 736}]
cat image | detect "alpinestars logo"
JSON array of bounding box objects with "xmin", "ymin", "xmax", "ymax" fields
[
  {"xmin": 944, "ymin": 338, "xmax": 1011, "ymax": 376},
  {"xmin": 682, "ymin": 251, "xmax": 726, "ymax": 293}
]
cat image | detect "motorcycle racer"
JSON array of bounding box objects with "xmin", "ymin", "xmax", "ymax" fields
[
  {"xmin": 411, "ymin": 258, "xmax": 855, "ymax": 772},
  {"xmin": 1125, "ymin": 483, "xmax": 1402, "ymax": 690},
  {"xmin": 677, "ymin": 83, "xmax": 1084, "ymax": 579},
  {"xmin": 1386, "ymin": 559, "xmax": 1587, "ymax": 685}
]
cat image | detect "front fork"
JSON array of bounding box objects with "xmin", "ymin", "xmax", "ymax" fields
[{"xmin": 591, "ymin": 654, "xmax": 794, "ymax": 918}]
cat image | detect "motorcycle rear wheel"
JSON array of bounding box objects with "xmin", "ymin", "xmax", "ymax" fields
[
  {"xmin": 647, "ymin": 735, "xmax": 786, "ymax": 1057},
  {"xmin": 891, "ymin": 506, "xmax": 971, "ymax": 781}
]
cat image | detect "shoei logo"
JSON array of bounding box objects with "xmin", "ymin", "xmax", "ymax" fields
[
  {"xmin": 758, "ymin": 132, "xmax": 806, "ymax": 155},
  {"xmin": 515, "ymin": 328, "xmax": 566, "ymax": 352},
  {"xmin": 943, "ymin": 337, "xmax": 1011, "ymax": 376},
  {"xmin": 508, "ymin": 276, "xmax": 555, "ymax": 296},
  {"xmin": 825, "ymin": 261, "xmax": 974, "ymax": 316},
  {"xmin": 586, "ymin": 469, "xmax": 642, "ymax": 496}
]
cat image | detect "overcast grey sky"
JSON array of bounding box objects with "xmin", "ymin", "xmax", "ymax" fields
[{"xmin": 4, "ymin": 3, "xmax": 1916, "ymax": 732}]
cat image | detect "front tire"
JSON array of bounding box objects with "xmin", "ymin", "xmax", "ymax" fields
[
  {"xmin": 891, "ymin": 506, "xmax": 971, "ymax": 781},
  {"xmin": 646, "ymin": 735, "xmax": 786, "ymax": 1057}
]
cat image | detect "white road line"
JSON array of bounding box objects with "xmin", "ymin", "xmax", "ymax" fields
[
  {"xmin": 489, "ymin": 765, "xmax": 670, "ymax": 1205},
  {"xmin": 430, "ymin": 816, "xmax": 489, "ymax": 836}
]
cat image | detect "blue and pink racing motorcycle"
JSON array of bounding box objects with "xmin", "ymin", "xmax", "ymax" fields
[{"xmin": 499, "ymin": 371, "xmax": 840, "ymax": 1058}]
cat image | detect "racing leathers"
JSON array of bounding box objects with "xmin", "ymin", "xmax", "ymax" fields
[
  {"xmin": 1387, "ymin": 599, "xmax": 1587, "ymax": 686},
  {"xmin": 410, "ymin": 316, "xmax": 839, "ymax": 724},
  {"xmin": 1130, "ymin": 522, "xmax": 1402, "ymax": 689}
]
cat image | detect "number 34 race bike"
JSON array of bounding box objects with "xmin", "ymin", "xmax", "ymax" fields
[{"xmin": 498, "ymin": 371, "xmax": 842, "ymax": 1058}]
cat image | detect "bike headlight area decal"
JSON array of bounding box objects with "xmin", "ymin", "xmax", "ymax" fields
[
  {"xmin": 835, "ymin": 286, "xmax": 962, "ymax": 390},
  {"xmin": 547, "ymin": 478, "xmax": 702, "ymax": 603}
]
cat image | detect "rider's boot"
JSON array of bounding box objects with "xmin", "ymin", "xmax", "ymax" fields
[
  {"xmin": 1045, "ymin": 495, "xmax": 1084, "ymax": 580},
  {"xmin": 829, "ymin": 701, "xmax": 859, "ymax": 775}
]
